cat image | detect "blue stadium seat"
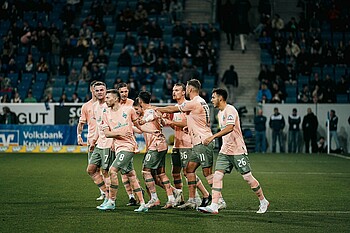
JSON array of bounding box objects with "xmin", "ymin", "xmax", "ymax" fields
[{"xmin": 336, "ymin": 94, "xmax": 349, "ymax": 103}]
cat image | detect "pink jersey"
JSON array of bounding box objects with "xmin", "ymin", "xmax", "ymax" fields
[
  {"xmin": 218, "ymin": 104, "xmax": 247, "ymax": 155},
  {"xmin": 142, "ymin": 108, "xmax": 167, "ymax": 151},
  {"xmin": 173, "ymin": 102, "xmax": 192, "ymax": 149},
  {"xmin": 178, "ymin": 95, "xmax": 212, "ymax": 146},
  {"xmin": 93, "ymin": 101, "xmax": 113, "ymax": 149},
  {"xmin": 79, "ymin": 99, "xmax": 96, "ymax": 145},
  {"xmin": 120, "ymin": 98, "xmax": 134, "ymax": 107},
  {"xmin": 101, "ymin": 106, "xmax": 138, "ymax": 153}
]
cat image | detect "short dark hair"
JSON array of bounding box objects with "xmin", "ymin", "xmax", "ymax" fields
[
  {"xmin": 93, "ymin": 81, "xmax": 106, "ymax": 88},
  {"xmin": 187, "ymin": 79, "xmax": 201, "ymax": 91},
  {"xmin": 133, "ymin": 97, "xmax": 140, "ymax": 107},
  {"xmin": 117, "ymin": 82, "xmax": 128, "ymax": 89},
  {"xmin": 212, "ymin": 88, "xmax": 228, "ymax": 101},
  {"xmin": 331, "ymin": 109, "xmax": 335, "ymax": 114},
  {"xmin": 138, "ymin": 91, "xmax": 151, "ymax": 104},
  {"xmin": 174, "ymin": 83, "xmax": 186, "ymax": 91},
  {"xmin": 90, "ymin": 80, "xmax": 98, "ymax": 87},
  {"xmin": 106, "ymin": 89, "xmax": 121, "ymax": 100}
]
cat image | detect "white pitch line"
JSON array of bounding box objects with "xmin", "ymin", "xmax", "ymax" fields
[
  {"xmin": 328, "ymin": 153, "xmax": 350, "ymax": 160},
  {"xmin": 222, "ymin": 210, "xmax": 350, "ymax": 214},
  {"xmin": 255, "ymin": 172, "xmax": 350, "ymax": 175}
]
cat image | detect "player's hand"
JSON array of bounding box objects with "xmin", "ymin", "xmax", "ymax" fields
[
  {"xmin": 77, "ymin": 135, "xmax": 83, "ymax": 146},
  {"xmin": 89, "ymin": 144, "xmax": 95, "ymax": 152},
  {"xmin": 203, "ymin": 136, "xmax": 214, "ymax": 146},
  {"xmin": 138, "ymin": 119, "xmax": 146, "ymax": 125}
]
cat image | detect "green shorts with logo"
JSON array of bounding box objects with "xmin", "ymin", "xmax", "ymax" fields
[
  {"xmin": 215, "ymin": 153, "xmax": 251, "ymax": 174},
  {"xmin": 172, "ymin": 148, "xmax": 192, "ymax": 168},
  {"xmin": 111, "ymin": 151, "xmax": 135, "ymax": 174},
  {"xmin": 190, "ymin": 142, "xmax": 214, "ymax": 168},
  {"xmin": 143, "ymin": 150, "xmax": 167, "ymax": 169},
  {"xmin": 89, "ymin": 147, "xmax": 115, "ymax": 170}
]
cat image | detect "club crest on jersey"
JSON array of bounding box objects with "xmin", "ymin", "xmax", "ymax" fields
[
  {"xmin": 227, "ymin": 115, "xmax": 234, "ymax": 121},
  {"xmin": 122, "ymin": 112, "xmax": 127, "ymax": 119}
]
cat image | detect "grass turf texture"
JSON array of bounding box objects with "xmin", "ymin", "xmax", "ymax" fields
[{"xmin": 0, "ymin": 152, "xmax": 349, "ymax": 233}]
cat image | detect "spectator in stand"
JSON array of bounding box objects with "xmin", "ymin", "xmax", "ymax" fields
[
  {"xmin": 254, "ymin": 108, "xmax": 267, "ymax": 153},
  {"xmin": 59, "ymin": 93, "xmax": 69, "ymax": 104},
  {"xmin": 170, "ymin": 42, "xmax": 183, "ymax": 59},
  {"xmin": 329, "ymin": 110, "xmax": 341, "ymax": 151},
  {"xmin": 0, "ymin": 106, "xmax": 18, "ymax": 124},
  {"xmin": 134, "ymin": 4, "xmax": 148, "ymax": 26},
  {"xmin": 271, "ymin": 14, "xmax": 284, "ymax": 32},
  {"xmin": 58, "ymin": 57, "xmax": 70, "ymax": 76},
  {"xmin": 0, "ymin": 93, "xmax": 10, "ymax": 103},
  {"xmin": 288, "ymin": 108, "xmax": 301, "ymax": 153},
  {"xmin": 336, "ymin": 75, "xmax": 349, "ymax": 94},
  {"xmin": 311, "ymin": 84, "xmax": 323, "ymax": 103},
  {"xmin": 149, "ymin": 21, "xmax": 163, "ymax": 39},
  {"xmin": 235, "ymin": 0, "xmax": 251, "ymax": 53},
  {"xmin": 163, "ymin": 73, "xmax": 175, "ymax": 100},
  {"xmin": 285, "ymin": 17, "xmax": 298, "ymax": 35},
  {"xmin": 259, "ymin": 30, "xmax": 272, "ymax": 50},
  {"xmin": 102, "ymin": 0, "xmax": 116, "ymax": 16},
  {"xmin": 302, "ymin": 108, "xmax": 318, "ymax": 153},
  {"xmin": 91, "ymin": 64, "xmax": 103, "ymax": 81},
  {"xmin": 156, "ymin": 40, "xmax": 169, "ymax": 58},
  {"xmin": 24, "ymin": 91, "xmax": 37, "ymax": 103},
  {"xmin": 221, "ymin": 65, "xmax": 238, "ymax": 104},
  {"xmin": 78, "ymin": 65, "xmax": 91, "ymax": 84},
  {"xmin": 310, "ymin": 39, "xmax": 322, "ymax": 67},
  {"xmin": 336, "ymin": 41, "xmax": 346, "ymax": 65},
  {"xmin": 140, "ymin": 67, "xmax": 156, "ymax": 85},
  {"xmin": 285, "ymin": 39, "xmax": 300, "ymax": 60},
  {"xmin": 24, "ymin": 54, "xmax": 35, "ymax": 73},
  {"xmin": 270, "ymin": 82, "xmax": 284, "ymax": 103},
  {"xmin": 154, "ymin": 58, "xmax": 167, "ymax": 74},
  {"xmin": 169, "ymin": 0, "xmax": 183, "ymax": 23},
  {"xmin": 143, "ymin": 48, "xmax": 156, "ymax": 67},
  {"xmin": 221, "ymin": 0, "xmax": 238, "ymax": 50},
  {"xmin": 258, "ymin": 64, "xmax": 271, "ymax": 85},
  {"xmin": 256, "ymin": 83, "xmax": 272, "ymax": 103},
  {"xmin": 68, "ymin": 68, "xmax": 79, "ymax": 86},
  {"xmin": 309, "ymin": 72, "xmax": 322, "ymax": 90},
  {"xmin": 37, "ymin": 56, "xmax": 50, "ymax": 73},
  {"xmin": 298, "ymin": 84, "xmax": 312, "ymax": 103},
  {"xmin": 11, "ymin": 92, "xmax": 22, "ymax": 103},
  {"xmin": 172, "ymin": 21, "xmax": 185, "ymax": 37},
  {"xmin": 71, "ymin": 92, "xmax": 82, "ymax": 103},
  {"xmin": 269, "ymin": 107, "xmax": 285, "ymax": 153},
  {"xmin": 118, "ymin": 48, "xmax": 132, "ymax": 67},
  {"xmin": 44, "ymin": 93, "xmax": 55, "ymax": 103},
  {"xmin": 322, "ymin": 40, "xmax": 335, "ymax": 66},
  {"xmin": 285, "ymin": 64, "xmax": 297, "ymax": 85}
]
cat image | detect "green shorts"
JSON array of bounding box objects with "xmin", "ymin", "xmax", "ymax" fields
[
  {"xmin": 215, "ymin": 153, "xmax": 251, "ymax": 174},
  {"xmin": 190, "ymin": 142, "xmax": 214, "ymax": 168},
  {"xmin": 172, "ymin": 148, "xmax": 192, "ymax": 168},
  {"xmin": 143, "ymin": 150, "xmax": 167, "ymax": 169},
  {"xmin": 111, "ymin": 151, "xmax": 135, "ymax": 174},
  {"xmin": 89, "ymin": 147, "xmax": 115, "ymax": 170}
]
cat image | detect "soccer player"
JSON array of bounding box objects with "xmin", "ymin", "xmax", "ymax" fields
[
  {"xmin": 163, "ymin": 83, "xmax": 211, "ymax": 207},
  {"xmin": 156, "ymin": 79, "xmax": 214, "ymax": 209},
  {"xmin": 137, "ymin": 91, "xmax": 178, "ymax": 209},
  {"xmin": 198, "ymin": 88, "xmax": 269, "ymax": 214},
  {"xmin": 99, "ymin": 89, "xmax": 148, "ymax": 212},
  {"xmin": 117, "ymin": 83, "xmax": 139, "ymax": 206},
  {"xmin": 77, "ymin": 80, "xmax": 106, "ymax": 200},
  {"xmin": 89, "ymin": 82, "xmax": 115, "ymax": 209}
]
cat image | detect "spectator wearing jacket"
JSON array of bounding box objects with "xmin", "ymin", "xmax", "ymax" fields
[
  {"xmin": 288, "ymin": 108, "xmax": 301, "ymax": 153},
  {"xmin": 254, "ymin": 109, "xmax": 267, "ymax": 153},
  {"xmin": 269, "ymin": 107, "xmax": 285, "ymax": 153},
  {"xmin": 329, "ymin": 110, "xmax": 340, "ymax": 151},
  {"xmin": 302, "ymin": 108, "xmax": 318, "ymax": 153}
]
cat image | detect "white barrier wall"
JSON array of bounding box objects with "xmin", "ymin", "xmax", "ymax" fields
[{"xmin": 261, "ymin": 104, "xmax": 350, "ymax": 153}]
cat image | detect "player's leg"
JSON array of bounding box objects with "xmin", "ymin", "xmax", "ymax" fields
[
  {"xmin": 142, "ymin": 168, "xmax": 160, "ymax": 208},
  {"xmin": 198, "ymin": 142, "xmax": 215, "ymax": 207},
  {"xmin": 125, "ymin": 170, "xmax": 148, "ymax": 212},
  {"xmin": 87, "ymin": 148, "xmax": 108, "ymax": 201},
  {"xmin": 177, "ymin": 161, "xmax": 200, "ymax": 209},
  {"xmin": 172, "ymin": 149, "xmax": 183, "ymax": 190},
  {"xmin": 122, "ymin": 174, "xmax": 137, "ymax": 206}
]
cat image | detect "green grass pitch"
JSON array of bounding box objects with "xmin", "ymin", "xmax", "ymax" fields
[{"xmin": 1, "ymin": 152, "xmax": 350, "ymax": 233}]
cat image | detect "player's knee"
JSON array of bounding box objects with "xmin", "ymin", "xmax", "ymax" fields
[
  {"xmin": 86, "ymin": 165, "xmax": 97, "ymax": 176},
  {"xmin": 203, "ymin": 168, "xmax": 212, "ymax": 178},
  {"xmin": 213, "ymin": 171, "xmax": 224, "ymax": 183},
  {"xmin": 242, "ymin": 172, "xmax": 254, "ymax": 184}
]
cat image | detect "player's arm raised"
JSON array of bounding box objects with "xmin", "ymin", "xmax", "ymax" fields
[{"xmin": 155, "ymin": 105, "xmax": 180, "ymax": 113}]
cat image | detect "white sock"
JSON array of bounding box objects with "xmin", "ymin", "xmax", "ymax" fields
[
  {"xmin": 168, "ymin": 195, "xmax": 175, "ymax": 202},
  {"xmin": 195, "ymin": 190, "xmax": 200, "ymax": 198},
  {"xmin": 151, "ymin": 192, "xmax": 158, "ymax": 200},
  {"xmin": 188, "ymin": 197, "xmax": 195, "ymax": 202},
  {"xmin": 129, "ymin": 194, "xmax": 135, "ymax": 199},
  {"xmin": 108, "ymin": 199, "xmax": 115, "ymax": 205},
  {"xmin": 260, "ymin": 198, "xmax": 268, "ymax": 204},
  {"xmin": 99, "ymin": 188, "xmax": 104, "ymax": 195}
]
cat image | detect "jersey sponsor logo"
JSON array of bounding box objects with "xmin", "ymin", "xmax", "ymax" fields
[
  {"xmin": 227, "ymin": 115, "xmax": 234, "ymax": 121},
  {"xmin": 122, "ymin": 112, "xmax": 127, "ymax": 119},
  {"xmin": 0, "ymin": 130, "xmax": 20, "ymax": 146}
]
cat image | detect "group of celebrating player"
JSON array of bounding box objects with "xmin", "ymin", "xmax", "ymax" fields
[{"xmin": 77, "ymin": 78, "xmax": 269, "ymax": 214}]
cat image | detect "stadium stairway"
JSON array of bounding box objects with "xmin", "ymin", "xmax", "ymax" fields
[{"xmin": 183, "ymin": 0, "xmax": 213, "ymax": 23}]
